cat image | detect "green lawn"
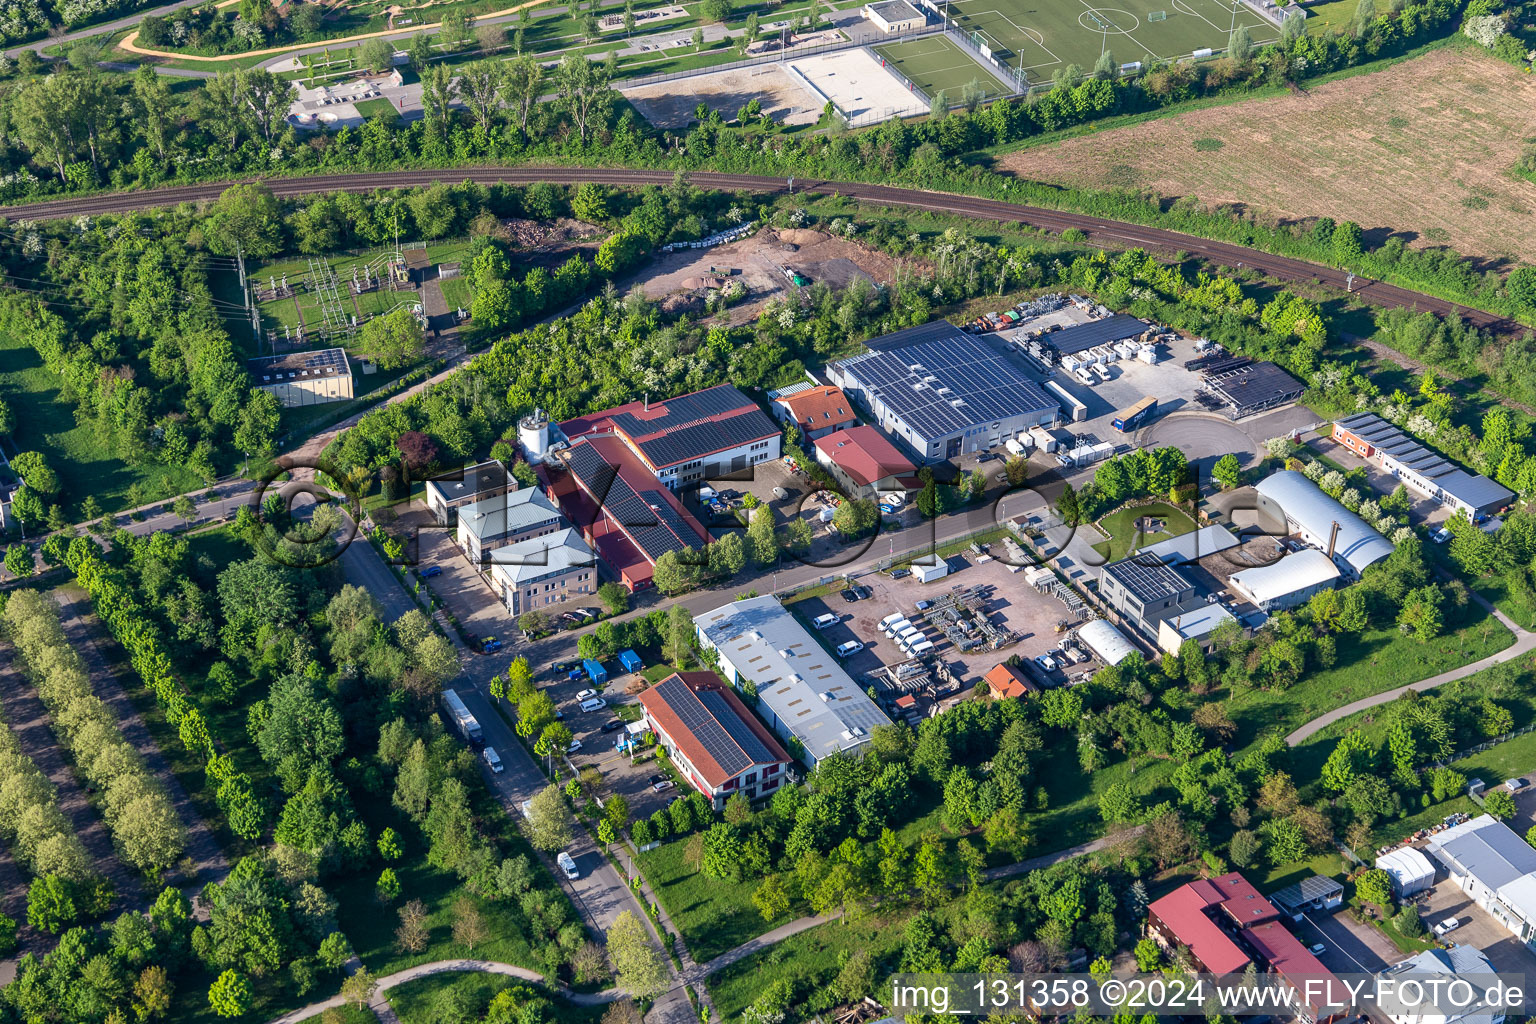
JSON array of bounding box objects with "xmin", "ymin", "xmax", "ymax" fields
[
  {"xmin": 438, "ymin": 275, "xmax": 476, "ymax": 313},
  {"xmin": 1031, "ymin": 735, "xmax": 1179, "ymax": 851},
  {"xmin": 706, "ymin": 911, "xmax": 911, "ymax": 1022},
  {"xmin": 0, "ymin": 330, "xmax": 205, "ymax": 517},
  {"xmin": 355, "ymin": 96, "xmax": 402, "ymax": 122},
  {"xmin": 637, "ymin": 837, "xmax": 799, "ymax": 963},
  {"xmin": 1255, "ymin": 851, "xmax": 1349, "ymax": 894},
  {"xmin": 1230, "ymin": 611, "xmax": 1515, "ymax": 762},
  {"xmin": 1090, "ymin": 502, "xmax": 1197, "ymax": 561},
  {"xmin": 875, "ymin": 35, "xmax": 998, "ymax": 105},
  {"xmin": 385, "ymin": 969, "xmax": 605, "ymax": 1024}
]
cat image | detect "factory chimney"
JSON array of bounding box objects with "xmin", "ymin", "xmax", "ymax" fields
[{"xmin": 1327, "ymin": 521, "xmax": 1340, "ymax": 561}]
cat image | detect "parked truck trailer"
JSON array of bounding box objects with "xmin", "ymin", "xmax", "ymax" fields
[
  {"xmin": 1112, "ymin": 396, "xmax": 1158, "ymax": 433},
  {"xmin": 440, "ymin": 689, "xmax": 483, "ymax": 746}
]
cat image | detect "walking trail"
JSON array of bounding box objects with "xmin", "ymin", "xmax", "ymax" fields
[{"xmin": 1284, "ymin": 598, "xmax": 1536, "ymax": 746}]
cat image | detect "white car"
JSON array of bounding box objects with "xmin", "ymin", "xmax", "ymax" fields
[
  {"xmin": 835, "ymin": 640, "xmax": 864, "ymax": 658},
  {"xmin": 519, "ymin": 799, "xmax": 533, "ymax": 820},
  {"xmin": 579, "ymin": 698, "xmax": 607, "ymax": 713},
  {"xmin": 1309, "ymin": 942, "xmax": 1326, "ymax": 956},
  {"xmin": 568, "ymin": 738, "xmax": 583, "ymax": 753},
  {"xmin": 575, "ymin": 688, "xmax": 598, "ymax": 701},
  {"xmin": 652, "ymin": 779, "xmax": 675, "ymax": 793},
  {"xmin": 557, "ymin": 851, "xmax": 580, "ymax": 880},
  {"xmin": 1034, "ymin": 654, "xmax": 1058, "ymax": 673},
  {"xmin": 1434, "ymin": 918, "xmax": 1461, "ymax": 937}
]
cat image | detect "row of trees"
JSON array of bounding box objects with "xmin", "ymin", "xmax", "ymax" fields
[
  {"xmin": 4, "ymin": 589, "xmax": 186, "ymax": 876},
  {"xmin": 0, "ymin": 703, "xmax": 106, "ymax": 934}
]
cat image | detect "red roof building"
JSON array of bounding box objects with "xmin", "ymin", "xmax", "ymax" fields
[
  {"xmin": 813, "ymin": 425, "xmax": 920, "ymax": 501},
  {"xmin": 984, "ymin": 662, "xmax": 1037, "ymax": 700},
  {"xmin": 548, "ymin": 435, "xmax": 710, "ymax": 592},
  {"xmin": 557, "ymin": 384, "xmax": 781, "ymax": 490},
  {"xmin": 771, "ymin": 385, "xmax": 858, "ymax": 441},
  {"xmin": 638, "ymin": 671, "xmax": 791, "ymax": 809},
  {"xmin": 1147, "ymin": 873, "xmax": 1347, "ymax": 1023}
]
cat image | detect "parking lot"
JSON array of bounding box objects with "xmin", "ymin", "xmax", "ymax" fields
[
  {"xmin": 1411, "ymin": 864, "xmax": 1536, "ymax": 979},
  {"xmin": 786, "ymin": 543, "xmax": 1100, "ymax": 697}
]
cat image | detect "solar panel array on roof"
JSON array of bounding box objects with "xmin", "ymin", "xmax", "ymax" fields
[
  {"xmin": 654, "ymin": 676, "xmax": 754, "ymax": 777},
  {"xmin": 697, "ymin": 689, "xmax": 779, "ymax": 771},
  {"xmin": 1103, "ymin": 557, "xmax": 1193, "ymax": 603},
  {"xmin": 1200, "ymin": 362, "xmax": 1304, "ymax": 416},
  {"xmin": 1049, "ymin": 315, "xmax": 1150, "ymax": 356},
  {"xmin": 249, "ymin": 347, "xmax": 350, "ymax": 380},
  {"xmin": 566, "ymin": 443, "xmax": 691, "ymax": 561},
  {"xmin": 1337, "ymin": 413, "xmax": 1514, "ymax": 512},
  {"xmin": 832, "ymin": 323, "xmax": 1054, "ymax": 442},
  {"xmin": 605, "ymin": 386, "xmax": 776, "ymax": 469}
]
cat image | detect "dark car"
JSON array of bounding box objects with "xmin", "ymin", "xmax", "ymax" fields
[
  {"xmin": 840, "ymin": 589, "xmax": 858, "ymax": 603},
  {"xmin": 889, "ymin": 568, "xmax": 911, "ymax": 579},
  {"xmin": 719, "ymin": 489, "xmax": 740, "ymax": 500},
  {"xmin": 976, "ymin": 452, "xmax": 1000, "ymax": 463},
  {"xmin": 601, "ymin": 720, "xmax": 626, "ymax": 733},
  {"xmin": 418, "ymin": 566, "xmax": 443, "ymax": 578},
  {"xmin": 648, "ymin": 774, "xmax": 669, "ymax": 787},
  {"xmin": 852, "ymin": 585, "xmax": 872, "ymax": 600}
]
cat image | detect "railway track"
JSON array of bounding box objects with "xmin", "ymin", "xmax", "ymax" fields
[{"xmin": 1, "ymin": 166, "xmax": 1520, "ymax": 336}]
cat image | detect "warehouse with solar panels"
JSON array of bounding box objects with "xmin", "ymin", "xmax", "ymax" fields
[
  {"xmin": 694, "ymin": 596, "xmax": 892, "ymax": 765},
  {"xmin": 826, "ymin": 321, "xmax": 1058, "ymax": 463}
]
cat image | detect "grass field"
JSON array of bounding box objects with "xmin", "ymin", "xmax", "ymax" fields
[
  {"xmin": 355, "ymin": 96, "xmax": 402, "ymax": 122},
  {"xmin": 0, "ymin": 331, "xmax": 206, "ymax": 517},
  {"xmin": 874, "ymin": 35, "xmax": 997, "ymax": 104},
  {"xmin": 943, "ymin": 0, "xmax": 1278, "ymax": 88},
  {"xmin": 1000, "ymin": 45, "xmax": 1536, "ymax": 265},
  {"xmin": 636, "ymin": 839, "xmax": 800, "ymax": 962},
  {"xmin": 385, "ymin": 972, "xmax": 604, "ymax": 1024},
  {"xmin": 1090, "ymin": 501, "xmax": 1196, "ymax": 560}
]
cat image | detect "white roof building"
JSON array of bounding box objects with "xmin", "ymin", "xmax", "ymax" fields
[
  {"xmin": 1254, "ymin": 470, "xmax": 1394, "ymax": 578},
  {"xmin": 1425, "ymin": 814, "xmax": 1536, "ymax": 947},
  {"xmin": 1077, "ymin": 619, "xmax": 1138, "ymax": 666},
  {"xmin": 1229, "ymin": 548, "xmax": 1342, "ymax": 612},
  {"xmin": 1376, "ymin": 845, "xmax": 1435, "ymax": 896},
  {"xmin": 1379, "ymin": 945, "xmax": 1506, "ymax": 1024},
  {"xmin": 694, "ymin": 596, "xmax": 892, "ymax": 766}
]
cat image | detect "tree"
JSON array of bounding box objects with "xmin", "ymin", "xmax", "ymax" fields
[
  {"xmin": 504, "ymin": 55, "xmax": 544, "ymax": 137},
  {"xmin": 1227, "ymin": 23, "xmax": 1253, "ymax": 62},
  {"xmin": 173, "ymin": 495, "xmax": 197, "ymax": 522},
  {"xmin": 233, "ymin": 388, "xmax": 281, "ymax": 459},
  {"xmin": 598, "ymin": 581, "xmax": 629, "ymax": 615},
  {"xmin": 457, "ymin": 60, "xmax": 504, "ymax": 132},
  {"xmin": 208, "ymin": 970, "xmax": 253, "ymax": 1018},
  {"xmin": 1485, "ymin": 788, "xmax": 1517, "ymax": 821},
  {"xmin": 606, "ymin": 910, "xmax": 670, "ymax": 998},
  {"xmin": 752, "ymin": 874, "xmax": 790, "ymax": 921},
  {"xmin": 1228, "ymin": 829, "xmax": 1260, "ymax": 868},
  {"xmin": 359, "ymin": 37, "xmax": 394, "ymax": 72},
  {"xmin": 525, "ymin": 784, "xmax": 571, "ymax": 850},
  {"xmin": 1356, "ymin": 868, "xmax": 1395, "ymax": 911},
  {"xmin": 1056, "ymin": 482, "xmax": 1082, "ymax": 526},
  {"xmin": 1212, "ymin": 453, "xmax": 1242, "ymax": 490},
  {"xmin": 555, "ymin": 51, "xmax": 612, "ymax": 146},
  {"xmin": 340, "ymin": 967, "xmax": 378, "ymax": 1010},
  {"xmin": 317, "ymin": 931, "xmax": 353, "ymax": 970},
  {"xmin": 205, "ymin": 183, "xmax": 283, "ymax": 258},
  {"xmin": 133, "ymin": 964, "xmax": 173, "ymax": 1019},
  {"xmin": 357, "ymin": 308, "xmax": 426, "ymax": 371},
  {"xmin": 26, "ymin": 875, "xmax": 79, "ymax": 933},
  {"xmin": 1333, "ymin": 220, "xmax": 1364, "ymax": 262},
  {"xmin": 376, "ymin": 868, "xmax": 401, "ymax": 903},
  {"xmin": 451, "ymin": 897, "xmax": 489, "ymax": 951},
  {"xmin": 5, "ymin": 544, "xmax": 34, "ymax": 579},
  {"xmin": 708, "ymin": 530, "xmax": 748, "ymax": 576}
]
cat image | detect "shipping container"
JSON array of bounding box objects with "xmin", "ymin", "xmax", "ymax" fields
[{"xmin": 1112, "ymin": 396, "xmax": 1158, "ymax": 432}]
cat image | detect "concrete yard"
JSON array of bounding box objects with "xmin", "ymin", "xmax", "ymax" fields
[
  {"xmin": 621, "ymin": 63, "xmax": 823, "ymax": 129},
  {"xmin": 787, "ymin": 47, "xmax": 928, "ymax": 122}
]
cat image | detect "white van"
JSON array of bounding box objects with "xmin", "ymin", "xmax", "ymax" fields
[
  {"xmin": 908, "ymin": 640, "xmax": 935, "ymax": 657},
  {"xmin": 481, "ymin": 747, "xmax": 503, "ymax": 774},
  {"xmin": 579, "ymin": 698, "xmax": 607, "ymax": 713},
  {"xmin": 898, "ymin": 627, "xmax": 924, "ymax": 645},
  {"xmin": 557, "ymin": 851, "xmax": 580, "ymax": 880},
  {"xmin": 879, "ymin": 612, "xmax": 905, "ymax": 629},
  {"xmin": 812, "ymin": 613, "xmax": 839, "ymax": 630},
  {"xmin": 883, "ymin": 618, "xmax": 912, "ymax": 638}
]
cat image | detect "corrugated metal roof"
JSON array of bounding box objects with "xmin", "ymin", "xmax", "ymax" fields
[
  {"xmin": 1229, "ymin": 549, "xmax": 1341, "ymax": 606},
  {"xmin": 1078, "ymin": 619, "xmax": 1137, "ymax": 665},
  {"xmin": 1426, "ymin": 814, "xmax": 1536, "ymax": 891}
]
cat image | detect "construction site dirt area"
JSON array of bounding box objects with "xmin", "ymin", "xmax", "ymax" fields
[
  {"xmin": 999, "ymin": 47, "xmax": 1536, "ymax": 266},
  {"xmin": 500, "ymin": 217, "xmax": 606, "ymax": 266},
  {"xmin": 621, "ymin": 64, "xmax": 823, "ymax": 129},
  {"xmin": 631, "ymin": 226, "xmax": 903, "ymax": 322}
]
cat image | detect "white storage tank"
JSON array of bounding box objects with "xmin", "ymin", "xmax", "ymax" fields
[{"xmin": 519, "ymin": 408, "xmax": 552, "ymax": 463}]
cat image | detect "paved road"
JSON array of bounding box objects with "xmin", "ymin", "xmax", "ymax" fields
[{"xmin": 1284, "ymin": 600, "xmax": 1536, "ymax": 746}]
